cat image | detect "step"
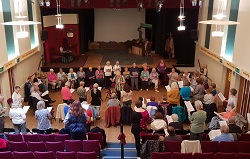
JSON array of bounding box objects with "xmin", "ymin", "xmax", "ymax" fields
[
  {"xmin": 105, "ymin": 142, "xmax": 136, "ymax": 149},
  {"xmin": 101, "ymin": 149, "xmax": 137, "ymax": 157},
  {"xmin": 102, "ymin": 157, "xmax": 138, "ymax": 159}
]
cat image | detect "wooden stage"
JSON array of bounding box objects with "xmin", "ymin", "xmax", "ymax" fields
[{"xmin": 41, "ymin": 50, "xmax": 177, "ymax": 72}]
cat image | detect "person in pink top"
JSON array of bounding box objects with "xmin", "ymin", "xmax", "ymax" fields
[
  {"xmin": 95, "ymin": 66, "xmax": 104, "ymax": 87},
  {"xmin": 47, "ymin": 69, "xmax": 61, "ymax": 90},
  {"xmin": 61, "ymin": 81, "xmax": 72, "ymax": 103}
]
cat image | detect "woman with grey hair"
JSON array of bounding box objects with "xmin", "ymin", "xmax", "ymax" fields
[
  {"xmin": 9, "ymin": 103, "xmax": 27, "ymax": 134},
  {"xmin": 35, "ymin": 101, "xmax": 52, "ymax": 134},
  {"xmin": 188, "ymin": 100, "xmax": 206, "ymax": 140}
]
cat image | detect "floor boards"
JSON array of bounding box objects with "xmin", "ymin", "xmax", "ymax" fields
[{"xmin": 4, "ymin": 86, "xmax": 173, "ymax": 142}]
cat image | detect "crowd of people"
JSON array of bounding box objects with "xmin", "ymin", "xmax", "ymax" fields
[{"xmin": 0, "ymin": 59, "xmax": 247, "ymax": 159}]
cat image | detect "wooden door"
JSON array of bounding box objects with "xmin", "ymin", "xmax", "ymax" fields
[{"xmin": 223, "ymin": 68, "xmax": 232, "ymax": 109}]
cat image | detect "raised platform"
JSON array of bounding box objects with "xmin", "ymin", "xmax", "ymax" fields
[{"xmin": 41, "ymin": 49, "xmax": 177, "ymax": 72}]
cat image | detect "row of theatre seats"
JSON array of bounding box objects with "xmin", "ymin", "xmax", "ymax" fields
[
  {"xmin": 0, "ymin": 151, "xmax": 96, "ymax": 159},
  {"xmin": 142, "ymin": 132, "xmax": 250, "ymax": 142},
  {"xmin": 150, "ymin": 152, "xmax": 250, "ymax": 159},
  {"xmin": 1, "ymin": 133, "xmax": 104, "ymax": 157}
]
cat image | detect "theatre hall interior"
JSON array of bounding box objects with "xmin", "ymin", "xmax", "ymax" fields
[{"xmin": 1, "ymin": 0, "xmax": 250, "ymax": 159}]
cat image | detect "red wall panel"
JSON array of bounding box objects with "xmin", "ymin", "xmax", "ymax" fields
[{"xmin": 44, "ymin": 24, "xmax": 80, "ymax": 63}]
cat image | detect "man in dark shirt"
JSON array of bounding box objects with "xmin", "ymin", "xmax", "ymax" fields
[{"xmin": 228, "ymin": 117, "xmax": 242, "ymax": 133}]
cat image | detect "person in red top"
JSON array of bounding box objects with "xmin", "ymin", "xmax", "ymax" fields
[
  {"xmin": 209, "ymin": 103, "xmax": 236, "ymax": 129},
  {"xmin": 61, "ymin": 82, "xmax": 72, "ymax": 103},
  {"xmin": 47, "ymin": 69, "xmax": 61, "ymax": 90}
]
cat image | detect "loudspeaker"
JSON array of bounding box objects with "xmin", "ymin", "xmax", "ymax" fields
[
  {"xmin": 190, "ymin": 29, "xmax": 198, "ymax": 41},
  {"xmin": 41, "ymin": 30, "xmax": 48, "ymax": 41}
]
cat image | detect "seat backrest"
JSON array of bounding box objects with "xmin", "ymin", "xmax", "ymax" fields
[
  {"xmin": 213, "ymin": 152, "xmax": 236, "ymax": 159},
  {"xmin": 181, "ymin": 140, "xmax": 202, "ymax": 153},
  {"xmin": 56, "ymin": 151, "xmax": 77, "ymax": 159},
  {"xmin": 239, "ymin": 134, "xmax": 250, "ymax": 141},
  {"xmin": 8, "ymin": 141, "xmax": 28, "ymax": 152},
  {"xmin": 150, "ymin": 152, "xmax": 172, "ymax": 159},
  {"xmin": 141, "ymin": 134, "xmax": 159, "ymax": 143},
  {"xmin": 45, "ymin": 141, "xmax": 64, "ymax": 154},
  {"xmin": 193, "ymin": 153, "xmax": 214, "ymax": 159},
  {"xmin": 38, "ymin": 134, "xmax": 55, "ymax": 142},
  {"xmin": 164, "ymin": 141, "xmax": 181, "ymax": 152},
  {"xmin": 77, "ymin": 152, "xmax": 97, "ymax": 159},
  {"xmin": 34, "ymin": 151, "xmax": 56, "ymax": 159},
  {"xmin": 235, "ymin": 153, "xmax": 250, "ymax": 159},
  {"xmin": 13, "ymin": 152, "xmax": 35, "ymax": 159},
  {"xmin": 87, "ymin": 132, "xmax": 103, "ymax": 148},
  {"xmin": 237, "ymin": 141, "xmax": 250, "ymax": 153},
  {"xmin": 82, "ymin": 140, "xmax": 100, "ymax": 157},
  {"xmin": 180, "ymin": 135, "xmax": 190, "ymax": 140},
  {"xmin": 27, "ymin": 142, "xmax": 46, "ymax": 152},
  {"xmin": 7, "ymin": 134, "xmax": 23, "ymax": 142},
  {"xmin": 218, "ymin": 141, "xmax": 237, "ymax": 153},
  {"xmin": 171, "ymin": 152, "xmax": 192, "ymax": 159},
  {"xmin": 0, "ymin": 151, "xmax": 14, "ymax": 159},
  {"xmin": 201, "ymin": 141, "xmax": 219, "ymax": 153},
  {"xmin": 64, "ymin": 140, "xmax": 83, "ymax": 152},
  {"xmin": 23, "ymin": 134, "xmax": 40, "ymax": 142},
  {"xmin": 54, "ymin": 134, "xmax": 70, "ymax": 142}
]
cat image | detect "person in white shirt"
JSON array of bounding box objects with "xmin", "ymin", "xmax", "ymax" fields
[
  {"xmin": 203, "ymin": 88, "xmax": 214, "ymax": 105},
  {"xmin": 113, "ymin": 61, "xmax": 121, "ymax": 75},
  {"xmin": 68, "ymin": 68, "xmax": 77, "ymax": 89},
  {"xmin": 168, "ymin": 68, "xmax": 178, "ymax": 86},
  {"xmin": 225, "ymin": 88, "xmax": 237, "ymax": 111},
  {"xmin": 9, "ymin": 103, "xmax": 27, "ymax": 134},
  {"xmin": 150, "ymin": 112, "xmax": 167, "ymax": 134},
  {"xmin": 12, "ymin": 86, "xmax": 23, "ymax": 108},
  {"xmin": 104, "ymin": 61, "xmax": 113, "ymax": 88},
  {"xmin": 182, "ymin": 70, "xmax": 191, "ymax": 83}
]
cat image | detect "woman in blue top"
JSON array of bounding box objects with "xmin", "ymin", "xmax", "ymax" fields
[
  {"xmin": 180, "ymin": 80, "xmax": 191, "ymax": 101},
  {"xmin": 180, "ymin": 80, "xmax": 192, "ymax": 117},
  {"xmin": 67, "ymin": 101, "xmax": 87, "ymax": 140}
]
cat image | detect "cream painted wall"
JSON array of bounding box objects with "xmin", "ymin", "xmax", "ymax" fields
[
  {"xmin": 0, "ymin": 0, "xmax": 43, "ymax": 111},
  {"xmin": 195, "ymin": 0, "xmax": 227, "ymax": 93},
  {"xmin": 94, "ymin": 9, "xmax": 145, "ymax": 42},
  {"xmin": 232, "ymin": 0, "xmax": 250, "ymax": 73},
  {"xmin": 43, "ymin": 14, "xmax": 79, "ymax": 27}
]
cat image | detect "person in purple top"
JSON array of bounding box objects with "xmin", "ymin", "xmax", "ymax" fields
[
  {"xmin": 146, "ymin": 96, "xmax": 158, "ymax": 119},
  {"xmin": 157, "ymin": 59, "xmax": 167, "ymax": 80}
]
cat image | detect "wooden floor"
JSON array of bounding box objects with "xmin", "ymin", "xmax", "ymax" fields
[
  {"xmin": 4, "ymin": 86, "xmax": 178, "ymax": 143},
  {"xmin": 84, "ymin": 51, "xmax": 177, "ymax": 68}
]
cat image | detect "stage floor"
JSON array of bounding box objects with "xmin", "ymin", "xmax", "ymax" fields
[{"xmin": 42, "ymin": 49, "xmax": 177, "ymax": 72}]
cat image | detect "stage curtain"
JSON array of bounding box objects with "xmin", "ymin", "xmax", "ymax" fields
[
  {"xmin": 78, "ymin": 9, "xmax": 95, "ymax": 52},
  {"xmin": 145, "ymin": 8, "xmax": 199, "ymax": 65}
]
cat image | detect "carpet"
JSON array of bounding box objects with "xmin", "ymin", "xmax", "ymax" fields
[{"xmin": 94, "ymin": 49, "xmax": 154, "ymax": 65}]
